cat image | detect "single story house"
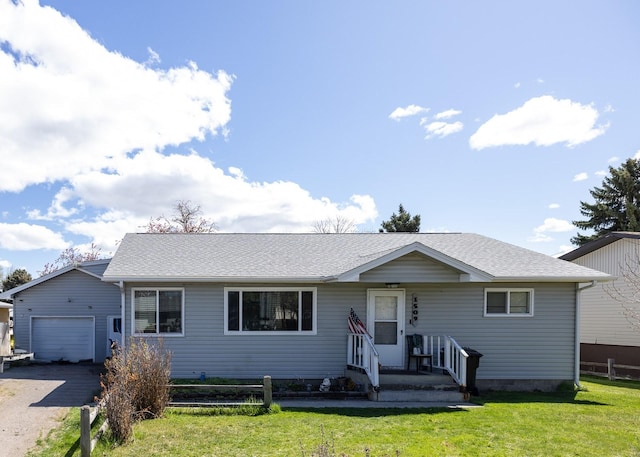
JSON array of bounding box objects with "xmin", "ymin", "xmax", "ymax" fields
[
  {"xmin": 101, "ymin": 232, "xmax": 611, "ymax": 391},
  {"xmin": 0, "ymin": 259, "xmax": 121, "ymax": 363},
  {"xmin": 560, "ymin": 232, "xmax": 640, "ymax": 373}
]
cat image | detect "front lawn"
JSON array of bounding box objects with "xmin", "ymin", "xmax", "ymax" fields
[{"xmin": 30, "ymin": 377, "xmax": 640, "ymax": 456}]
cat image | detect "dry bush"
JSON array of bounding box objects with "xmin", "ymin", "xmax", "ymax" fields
[{"xmin": 101, "ymin": 338, "xmax": 172, "ymax": 443}]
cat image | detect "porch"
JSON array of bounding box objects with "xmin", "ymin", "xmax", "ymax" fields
[{"xmin": 347, "ymin": 333, "xmax": 475, "ymax": 402}]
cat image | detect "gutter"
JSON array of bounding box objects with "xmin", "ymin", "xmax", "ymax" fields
[
  {"xmin": 575, "ymin": 280, "xmax": 598, "ymax": 388},
  {"xmin": 119, "ymin": 281, "xmax": 126, "ymax": 352}
]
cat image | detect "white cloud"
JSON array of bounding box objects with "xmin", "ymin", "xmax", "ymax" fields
[
  {"xmin": 595, "ymin": 170, "xmax": 607, "ymax": 177},
  {"xmin": 421, "ymin": 120, "xmax": 463, "ymax": 139},
  {"xmin": 0, "ymin": 222, "xmax": 69, "ymax": 251},
  {"xmin": 44, "ymin": 151, "xmax": 379, "ymax": 254},
  {"xmin": 608, "ymin": 156, "xmax": 620, "ymax": 163},
  {"xmin": 634, "ymin": 150, "xmax": 640, "ymax": 160},
  {"xmin": 548, "ymin": 203, "xmax": 560, "ymax": 209},
  {"xmin": 469, "ymin": 95, "xmax": 608, "ymax": 150},
  {"xmin": 0, "ymin": 0, "xmax": 232, "ymax": 192},
  {"xmin": 145, "ymin": 47, "xmax": 161, "ymax": 66},
  {"xmin": 528, "ymin": 217, "xmax": 574, "ymax": 242},
  {"xmin": 0, "ymin": 1, "xmax": 379, "ymax": 257},
  {"xmin": 389, "ymin": 104, "xmax": 429, "ymax": 120},
  {"xmin": 514, "ymin": 82, "xmax": 521, "ymax": 88},
  {"xmin": 573, "ymin": 172, "xmax": 588, "ymax": 182},
  {"xmin": 434, "ymin": 109, "xmax": 461, "ymax": 120}
]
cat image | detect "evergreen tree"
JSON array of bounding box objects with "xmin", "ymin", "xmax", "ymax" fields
[
  {"xmin": 379, "ymin": 204, "xmax": 421, "ymax": 233},
  {"xmin": 2, "ymin": 268, "xmax": 32, "ymax": 292},
  {"xmin": 572, "ymin": 158, "xmax": 640, "ymax": 245}
]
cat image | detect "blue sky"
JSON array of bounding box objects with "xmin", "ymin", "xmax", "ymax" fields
[{"xmin": 1, "ymin": 0, "xmax": 639, "ymax": 277}]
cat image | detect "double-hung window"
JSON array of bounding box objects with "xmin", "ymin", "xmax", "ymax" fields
[
  {"xmin": 225, "ymin": 287, "xmax": 316, "ymax": 334},
  {"xmin": 484, "ymin": 288, "xmax": 534, "ymax": 316},
  {"xmin": 133, "ymin": 288, "xmax": 184, "ymax": 335}
]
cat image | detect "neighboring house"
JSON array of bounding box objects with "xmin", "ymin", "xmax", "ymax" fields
[
  {"xmin": 0, "ymin": 302, "xmax": 11, "ymax": 357},
  {"xmin": 0, "ymin": 259, "xmax": 121, "ymax": 363},
  {"xmin": 101, "ymin": 232, "xmax": 610, "ymax": 391},
  {"xmin": 560, "ymin": 232, "xmax": 640, "ymax": 373}
]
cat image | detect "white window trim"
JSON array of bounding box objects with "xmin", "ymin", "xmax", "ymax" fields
[
  {"xmin": 131, "ymin": 287, "xmax": 185, "ymax": 337},
  {"xmin": 484, "ymin": 288, "xmax": 534, "ymax": 317},
  {"xmin": 224, "ymin": 287, "xmax": 317, "ymax": 335}
]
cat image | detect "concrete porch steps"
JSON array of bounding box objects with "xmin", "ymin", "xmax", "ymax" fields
[{"xmin": 374, "ymin": 369, "xmax": 465, "ymax": 402}]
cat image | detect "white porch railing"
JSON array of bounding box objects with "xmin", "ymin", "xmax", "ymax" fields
[
  {"xmin": 347, "ymin": 332, "xmax": 379, "ymax": 389},
  {"xmin": 421, "ymin": 334, "xmax": 468, "ymax": 388}
]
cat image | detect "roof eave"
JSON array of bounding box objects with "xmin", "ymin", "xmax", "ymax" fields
[
  {"xmin": 491, "ymin": 275, "xmax": 615, "ymax": 283},
  {"xmin": 102, "ymin": 276, "xmax": 328, "ymax": 284}
]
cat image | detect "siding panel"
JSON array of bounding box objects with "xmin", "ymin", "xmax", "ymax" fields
[
  {"xmin": 123, "ymin": 281, "xmax": 576, "ymax": 382},
  {"xmin": 12, "ymin": 270, "xmax": 120, "ymax": 362},
  {"xmin": 571, "ymin": 239, "xmax": 640, "ymax": 347}
]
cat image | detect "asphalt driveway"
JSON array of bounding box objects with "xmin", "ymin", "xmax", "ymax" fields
[{"xmin": 0, "ymin": 362, "xmax": 102, "ymax": 457}]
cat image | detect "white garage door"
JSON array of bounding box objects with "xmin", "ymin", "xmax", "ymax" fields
[{"xmin": 32, "ymin": 317, "xmax": 94, "ymax": 363}]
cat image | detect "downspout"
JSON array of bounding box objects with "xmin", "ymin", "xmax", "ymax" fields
[
  {"xmin": 575, "ymin": 281, "xmax": 597, "ymax": 388},
  {"xmin": 119, "ymin": 281, "xmax": 126, "ymax": 352}
]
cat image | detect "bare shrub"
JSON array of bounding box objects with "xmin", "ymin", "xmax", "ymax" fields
[{"xmin": 101, "ymin": 338, "xmax": 172, "ymax": 443}]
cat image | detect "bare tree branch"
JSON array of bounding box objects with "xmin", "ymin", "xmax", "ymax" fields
[{"xmin": 312, "ymin": 216, "xmax": 356, "ymax": 233}]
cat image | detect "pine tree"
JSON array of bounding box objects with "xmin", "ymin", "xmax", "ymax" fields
[
  {"xmin": 572, "ymin": 158, "xmax": 640, "ymax": 246},
  {"xmin": 379, "ymin": 204, "xmax": 421, "ymax": 233},
  {"xmin": 2, "ymin": 268, "xmax": 32, "ymax": 292}
]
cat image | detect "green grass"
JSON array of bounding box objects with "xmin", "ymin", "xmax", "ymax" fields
[{"xmin": 29, "ymin": 377, "xmax": 640, "ymax": 457}]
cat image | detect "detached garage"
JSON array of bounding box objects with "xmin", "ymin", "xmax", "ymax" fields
[
  {"xmin": 31, "ymin": 316, "xmax": 95, "ymax": 362},
  {"xmin": 0, "ymin": 260, "xmax": 121, "ymax": 363}
]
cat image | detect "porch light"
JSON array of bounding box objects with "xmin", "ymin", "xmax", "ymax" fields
[{"xmin": 385, "ymin": 283, "xmax": 400, "ymax": 288}]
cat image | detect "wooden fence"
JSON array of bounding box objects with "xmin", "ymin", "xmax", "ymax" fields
[
  {"xmin": 581, "ymin": 358, "xmax": 640, "ymax": 381},
  {"xmin": 80, "ymin": 402, "xmax": 108, "ymax": 457},
  {"xmin": 168, "ymin": 375, "xmax": 272, "ymax": 408},
  {"xmin": 79, "ymin": 376, "xmax": 272, "ymax": 456}
]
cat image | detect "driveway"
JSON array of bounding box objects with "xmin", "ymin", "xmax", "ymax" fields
[{"xmin": 0, "ymin": 362, "xmax": 102, "ymax": 457}]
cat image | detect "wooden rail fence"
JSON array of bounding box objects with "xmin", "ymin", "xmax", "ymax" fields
[
  {"xmin": 79, "ymin": 376, "xmax": 272, "ymax": 455},
  {"xmin": 80, "ymin": 402, "xmax": 108, "ymax": 457},
  {"xmin": 581, "ymin": 358, "xmax": 640, "ymax": 380},
  {"xmin": 168, "ymin": 375, "xmax": 272, "ymax": 408}
]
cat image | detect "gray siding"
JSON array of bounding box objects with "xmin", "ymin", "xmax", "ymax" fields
[
  {"xmin": 12, "ymin": 270, "xmax": 120, "ymax": 362},
  {"xmin": 123, "ymin": 281, "xmax": 576, "ymax": 382},
  {"xmin": 404, "ymin": 283, "xmax": 576, "ymax": 381},
  {"xmin": 360, "ymin": 253, "xmax": 460, "ymax": 283},
  {"xmin": 571, "ymin": 239, "xmax": 640, "ymax": 347}
]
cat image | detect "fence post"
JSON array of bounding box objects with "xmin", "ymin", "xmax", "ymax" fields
[
  {"xmin": 608, "ymin": 358, "xmax": 616, "ymax": 380},
  {"xmin": 80, "ymin": 405, "xmax": 91, "ymax": 457},
  {"xmin": 263, "ymin": 376, "xmax": 272, "ymax": 408}
]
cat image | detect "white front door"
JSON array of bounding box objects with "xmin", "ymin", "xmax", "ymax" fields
[
  {"xmin": 367, "ymin": 289, "xmax": 405, "ymax": 368},
  {"xmin": 107, "ymin": 315, "xmax": 123, "ymax": 356}
]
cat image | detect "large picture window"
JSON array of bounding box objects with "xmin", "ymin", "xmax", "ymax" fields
[
  {"xmin": 484, "ymin": 289, "xmax": 534, "ymax": 316},
  {"xmin": 133, "ymin": 288, "xmax": 184, "ymax": 335},
  {"xmin": 225, "ymin": 288, "xmax": 316, "ymax": 334}
]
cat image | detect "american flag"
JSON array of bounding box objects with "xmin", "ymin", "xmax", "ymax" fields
[{"xmin": 348, "ymin": 308, "xmax": 369, "ymax": 335}]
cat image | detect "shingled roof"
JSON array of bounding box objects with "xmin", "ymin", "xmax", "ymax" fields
[{"xmin": 102, "ymin": 233, "xmax": 611, "ymax": 283}]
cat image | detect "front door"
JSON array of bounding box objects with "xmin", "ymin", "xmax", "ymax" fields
[
  {"xmin": 107, "ymin": 315, "xmax": 122, "ymax": 357},
  {"xmin": 367, "ymin": 289, "xmax": 405, "ymax": 368}
]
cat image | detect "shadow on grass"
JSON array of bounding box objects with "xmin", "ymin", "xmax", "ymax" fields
[
  {"xmin": 469, "ymin": 390, "xmax": 607, "ymax": 407},
  {"xmin": 277, "ymin": 406, "xmax": 472, "ymax": 417}
]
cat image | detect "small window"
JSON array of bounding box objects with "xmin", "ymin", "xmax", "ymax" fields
[
  {"xmin": 484, "ymin": 289, "xmax": 533, "ymax": 316},
  {"xmin": 224, "ymin": 288, "xmax": 316, "ymax": 334},
  {"xmin": 133, "ymin": 288, "xmax": 184, "ymax": 335}
]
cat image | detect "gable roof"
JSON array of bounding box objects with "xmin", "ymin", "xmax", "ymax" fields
[
  {"xmin": 559, "ymin": 232, "xmax": 640, "ymax": 261},
  {"xmin": 102, "ymin": 233, "xmax": 611, "ymax": 283},
  {"xmin": 0, "ymin": 259, "xmax": 111, "ymax": 300}
]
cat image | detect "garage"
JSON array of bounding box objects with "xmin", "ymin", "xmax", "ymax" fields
[{"xmin": 31, "ymin": 317, "xmax": 95, "ymax": 363}]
